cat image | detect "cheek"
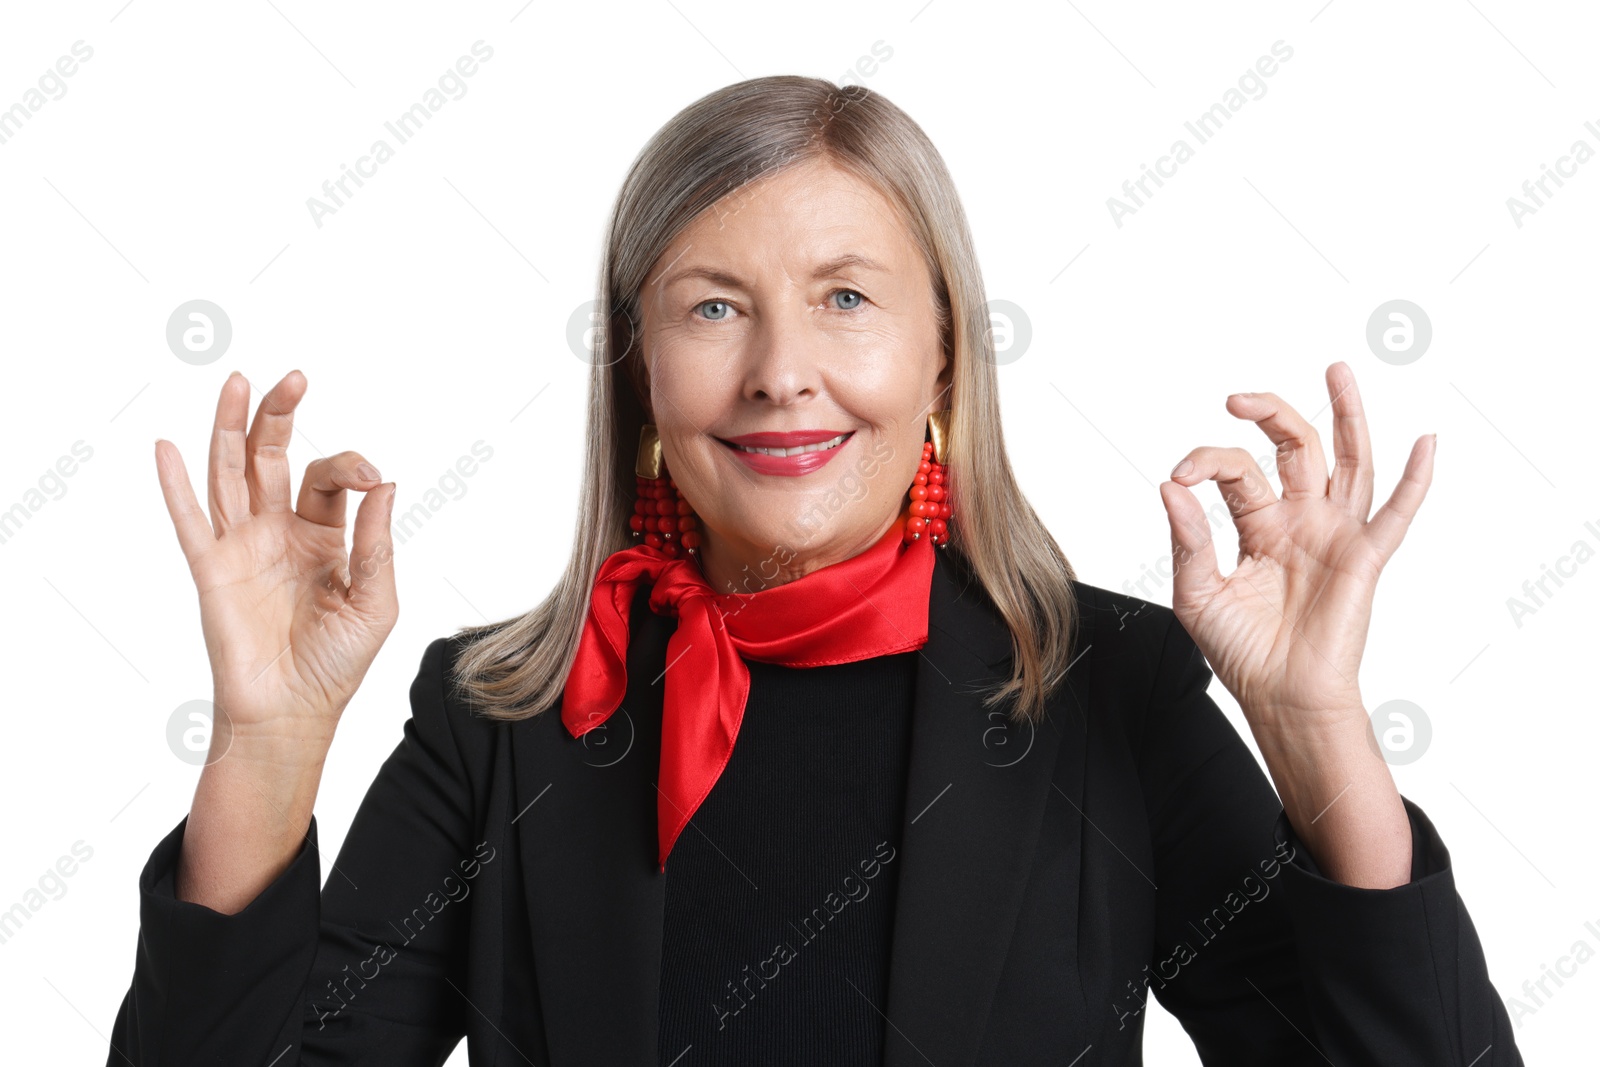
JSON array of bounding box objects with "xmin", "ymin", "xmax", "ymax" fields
[
  {"xmin": 644, "ymin": 345, "xmax": 736, "ymax": 507},
  {"xmin": 825, "ymin": 321, "xmax": 942, "ymax": 413},
  {"xmin": 649, "ymin": 337, "xmax": 738, "ymax": 428},
  {"xmin": 828, "ymin": 371, "xmax": 932, "ymax": 446}
]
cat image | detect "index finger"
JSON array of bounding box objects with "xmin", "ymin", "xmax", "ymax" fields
[{"xmin": 1224, "ymin": 387, "xmax": 1329, "ymax": 501}]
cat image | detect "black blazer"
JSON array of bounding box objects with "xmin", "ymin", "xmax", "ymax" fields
[{"xmin": 108, "ymin": 548, "xmax": 1524, "ymax": 1065}]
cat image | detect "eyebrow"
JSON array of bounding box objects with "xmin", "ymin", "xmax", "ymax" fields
[{"xmin": 659, "ymin": 252, "xmax": 890, "ymax": 291}]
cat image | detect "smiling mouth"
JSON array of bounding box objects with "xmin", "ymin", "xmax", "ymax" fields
[{"xmin": 721, "ymin": 432, "xmax": 853, "ymax": 457}]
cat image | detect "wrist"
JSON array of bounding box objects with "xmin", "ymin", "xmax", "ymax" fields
[
  {"xmin": 207, "ymin": 704, "xmax": 340, "ymax": 764},
  {"xmin": 1247, "ymin": 720, "xmax": 1411, "ymax": 888},
  {"xmin": 1247, "ymin": 701, "xmax": 1371, "ymax": 751},
  {"xmin": 195, "ymin": 740, "xmax": 327, "ymax": 831}
]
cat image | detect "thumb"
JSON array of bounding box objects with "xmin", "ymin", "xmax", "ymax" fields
[
  {"xmin": 1159, "ymin": 479, "xmax": 1223, "ymax": 615},
  {"xmin": 348, "ymin": 482, "xmax": 399, "ymax": 628}
]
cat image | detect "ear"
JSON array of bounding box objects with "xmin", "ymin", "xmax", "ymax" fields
[{"xmin": 932, "ymin": 337, "xmax": 955, "ymax": 404}]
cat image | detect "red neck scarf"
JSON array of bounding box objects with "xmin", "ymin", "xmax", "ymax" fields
[{"xmin": 562, "ymin": 522, "xmax": 935, "ymax": 872}]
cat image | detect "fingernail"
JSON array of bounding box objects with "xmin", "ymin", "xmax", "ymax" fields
[
  {"xmin": 1171, "ymin": 458, "xmax": 1194, "ymax": 477},
  {"xmin": 386, "ymin": 485, "xmax": 396, "ymax": 517},
  {"xmin": 357, "ymin": 462, "xmax": 380, "ymax": 481}
]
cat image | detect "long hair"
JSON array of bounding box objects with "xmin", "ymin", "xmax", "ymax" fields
[{"xmin": 452, "ymin": 75, "xmax": 1078, "ymax": 725}]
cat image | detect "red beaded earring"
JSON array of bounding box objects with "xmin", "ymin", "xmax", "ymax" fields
[
  {"xmin": 630, "ymin": 424, "xmax": 701, "ymax": 558},
  {"xmin": 905, "ymin": 410, "xmax": 953, "ymax": 546}
]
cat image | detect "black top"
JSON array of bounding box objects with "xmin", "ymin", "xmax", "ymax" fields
[{"xmin": 657, "ymin": 652, "xmax": 919, "ymax": 1065}]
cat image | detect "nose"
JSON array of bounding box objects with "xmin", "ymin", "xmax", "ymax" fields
[{"xmin": 741, "ymin": 302, "xmax": 822, "ymax": 405}]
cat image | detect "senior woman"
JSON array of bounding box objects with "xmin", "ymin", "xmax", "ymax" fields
[{"xmin": 109, "ymin": 76, "xmax": 1522, "ymax": 1065}]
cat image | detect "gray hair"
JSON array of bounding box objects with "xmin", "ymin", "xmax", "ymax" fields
[{"xmin": 452, "ymin": 74, "xmax": 1078, "ymax": 725}]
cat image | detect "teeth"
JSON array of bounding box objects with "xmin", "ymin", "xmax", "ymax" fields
[{"xmin": 732, "ymin": 433, "xmax": 849, "ymax": 457}]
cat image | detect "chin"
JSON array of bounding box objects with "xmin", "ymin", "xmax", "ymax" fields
[{"xmin": 728, "ymin": 512, "xmax": 806, "ymax": 558}]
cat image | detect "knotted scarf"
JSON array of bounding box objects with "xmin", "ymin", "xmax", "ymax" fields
[{"xmin": 562, "ymin": 522, "xmax": 935, "ymax": 872}]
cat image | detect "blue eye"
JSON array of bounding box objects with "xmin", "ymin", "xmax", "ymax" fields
[
  {"xmin": 695, "ymin": 300, "xmax": 732, "ymax": 321},
  {"xmin": 831, "ymin": 289, "xmax": 865, "ymax": 310}
]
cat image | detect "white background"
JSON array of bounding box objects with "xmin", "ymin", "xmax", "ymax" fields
[{"xmin": 1, "ymin": 0, "xmax": 1594, "ymax": 1062}]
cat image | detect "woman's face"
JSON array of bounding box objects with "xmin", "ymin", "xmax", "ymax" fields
[{"xmin": 636, "ymin": 156, "xmax": 950, "ymax": 592}]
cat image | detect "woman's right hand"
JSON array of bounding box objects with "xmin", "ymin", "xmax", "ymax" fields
[{"xmin": 155, "ymin": 369, "xmax": 399, "ymax": 759}]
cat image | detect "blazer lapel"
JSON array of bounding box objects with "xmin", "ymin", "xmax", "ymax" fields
[
  {"xmin": 880, "ymin": 548, "xmax": 1081, "ymax": 1067},
  {"xmin": 514, "ymin": 591, "xmax": 675, "ymax": 1064}
]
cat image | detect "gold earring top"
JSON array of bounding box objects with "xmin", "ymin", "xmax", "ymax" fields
[
  {"xmin": 635, "ymin": 423, "xmax": 663, "ymax": 479},
  {"xmin": 927, "ymin": 409, "xmax": 951, "ymax": 466}
]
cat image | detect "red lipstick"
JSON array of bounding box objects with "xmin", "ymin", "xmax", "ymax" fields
[{"xmin": 718, "ymin": 429, "xmax": 853, "ymax": 476}]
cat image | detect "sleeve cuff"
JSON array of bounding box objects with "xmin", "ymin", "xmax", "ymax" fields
[
  {"xmin": 1263, "ymin": 796, "xmax": 1519, "ymax": 1061},
  {"xmin": 129, "ymin": 812, "xmax": 325, "ymax": 1048},
  {"xmin": 141, "ymin": 812, "xmax": 322, "ymax": 917}
]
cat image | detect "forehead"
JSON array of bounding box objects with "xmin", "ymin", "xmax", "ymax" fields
[{"xmin": 649, "ymin": 158, "xmax": 919, "ymax": 287}]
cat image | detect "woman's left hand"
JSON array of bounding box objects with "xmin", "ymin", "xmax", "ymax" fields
[{"xmin": 1158, "ymin": 360, "xmax": 1434, "ymax": 887}]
